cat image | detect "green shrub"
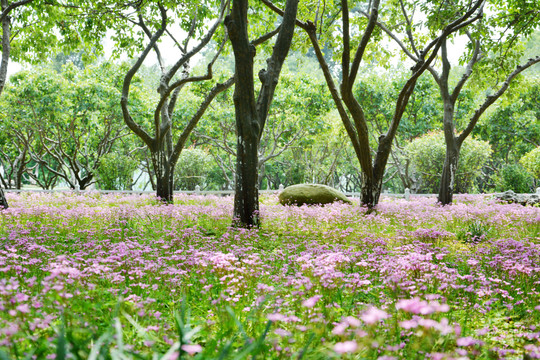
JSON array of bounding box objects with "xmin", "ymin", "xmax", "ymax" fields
[
  {"xmin": 520, "ymin": 147, "xmax": 540, "ymax": 179},
  {"xmin": 97, "ymin": 153, "xmax": 138, "ymax": 190},
  {"xmin": 174, "ymin": 148, "xmax": 212, "ymax": 190},
  {"xmin": 494, "ymin": 163, "xmax": 533, "ymax": 193},
  {"xmin": 405, "ymin": 132, "xmax": 492, "ymax": 193}
]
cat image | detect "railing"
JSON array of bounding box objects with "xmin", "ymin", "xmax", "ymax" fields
[{"xmin": 1, "ymin": 188, "xmax": 454, "ymax": 199}]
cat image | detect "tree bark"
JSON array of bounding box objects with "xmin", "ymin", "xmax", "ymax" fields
[
  {"xmin": 152, "ymin": 146, "xmax": 173, "ymax": 203},
  {"xmin": 0, "ymin": 0, "xmax": 11, "ymax": 208},
  {"xmin": 0, "ymin": 186, "xmax": 7, "ymax": 209},
  {"xmin": 227, "ymin": 0, "xmax": 261, "ymax": 227},
  {"xmin": 438, "ymin": 135, "xmax": 460, "ymax": 205}
]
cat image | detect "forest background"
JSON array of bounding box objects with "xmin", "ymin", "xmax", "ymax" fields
[{"xmin": 0, "ymin": 0, "xmax": 539, "ymax": 202}]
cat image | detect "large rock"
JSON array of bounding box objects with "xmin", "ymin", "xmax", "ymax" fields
[{"xmin": 278, "ymin": 184, "xmax": 352, "ymax": 206}]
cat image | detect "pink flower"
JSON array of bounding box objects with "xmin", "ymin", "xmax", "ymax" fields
[
  {"xmin": 456, "ymin": 336, "xmax": 483, "ymax": 347},
  {"xmin": 334, "ymin": 340, "xmax": 358, "ymax": 354},
  {"xmin": 345, "ymin": 316, "xmax": 361, "ymax": 327},
  {"xmin": 361, "ymin": 306, "xmax": 388, "ymax": 325},
  {"xmin": 267, "ymin": 313, "xmax": 287, "ymax": 321},
  {"xmin": 302, "ymin": 295, "xmax": 322, "ymax": 308},
  {"xmin": 16, "ymin": 304, "xmax": 30, "ymax": 313},
  {"xmin": 396, "ymin": 298, "xmax": 449, "ymax": 315},
  {"xmin": 332, "ymin": 322, "xmax": 348, "ymax": 335},
  {"xmin": 399, "ymin": 319, "xmax": 418, "ymax": 329},
  {"xmin": 181, "ymin": 344, "xmax": 202, "ymax": 355}
]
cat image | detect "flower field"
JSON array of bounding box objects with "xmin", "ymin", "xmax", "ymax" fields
[{"xmin": 1, "ymin": 192, "xmax": 540, "ymax": 359}]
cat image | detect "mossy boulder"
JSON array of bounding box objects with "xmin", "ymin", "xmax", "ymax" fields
[{"xmin": 278, "ymin": 184, "xmax": 352, "ymax": 206}]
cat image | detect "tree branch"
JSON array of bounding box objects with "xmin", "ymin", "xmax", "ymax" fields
[{"xmin": 458, "ymin": 55, "xmax": 540, "ymax": 144}]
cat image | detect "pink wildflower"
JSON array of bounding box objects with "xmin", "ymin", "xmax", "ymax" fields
[
  {"xmin": 361, "ymin": 306, "xmax": 388, "ymax": 325},
  {"xmin": 302, "ymin": 295, "xmax": 322, "ymax": 308},
  {"xmin": 181, "ymin": 344, "xmax": 202, "ymax": 355},
  {"xmin": 334, "ymin": 340, "xmax": 358, "ymax": 354}
]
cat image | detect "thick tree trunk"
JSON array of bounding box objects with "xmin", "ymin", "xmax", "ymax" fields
[
  {"xmin": 227, "ymin": 0, "xmax": 298, "ymax": 227},
  {"xmin": 226, "ymin": 0, "xmax": 260, "ymax": 227},
  {"xmin": 152, "ymin": 148, "xmax": 173, "ymax": 203},
  {"xmin": 234, "ymin": 126, "xmax": 260, "ymax": 227}
]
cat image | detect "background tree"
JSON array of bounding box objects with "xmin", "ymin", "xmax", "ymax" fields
[
  {"xmin": 377, "ymin": 0, "xmax": 540, "ymax": 204},
  {"xmin": 521, "ymin": 147, "xmax": 540, "ymax": 187},
  {"xmin": 1, "ymin": 63, "xmax": 130, "ymax": 189},
  {"xmin": 0, "ymin": 0, "xmax": 107, "ymax": 207},
  {"xmin": 116, "ymin": 0, "xmax": 234, "ymax": 203},
  {"xmin": 474, "ymin": 78, "xmax": 540, "ymax": 191},
  {"xmin": 405, "ymin": 131, "xmax": 492, "ymax": 193},
  {"xmin": 193, "ymin": 64, "xmax": 334, "ymax": 190}
]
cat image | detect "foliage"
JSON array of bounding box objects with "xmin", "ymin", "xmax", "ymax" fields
[
  {"xmin": 474, "ymin": 80, "xmax": 540, "ymax": 165},
  {"xmin": 97, "ymin": 153, "xmax": 139, "ymax": 191},
  {"xmin": 405, "ymin": 132, "xmax": 492, "ymax": 193},
  {"xmin": 494, "ymin": 164, "xmax": 533, "ymax": 193},
  {"xmin": 456, "ymin": 219, "xmax": 491, "ymax": 244},
  {"xmin": 0, "ymin": 62, "xmax": 133, "ymax": 189},
  {"xmin": 521, "ymin": 147, "xmax": 540, "ymax": 180},
  {"xmin": 174, "ymin": 148, "xmax": 212, "ymax": 191}
]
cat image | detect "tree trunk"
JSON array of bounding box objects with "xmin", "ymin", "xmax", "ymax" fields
[
  {"xmin": 152, "ymin": 148, "xmax": 173, "ymax": 203},
  {"xmin": 0, "ymin": 0, "xmax": 11, "ymax": 97},
  {"xmin": 438, "ymin": 136, "xmax": 460, "ymax": 205},
  {"xmin": 0, "ymin": 186, "xmax": 7, "ymax": 209},
  {"xmin": 227, "ymin": 0, "xmax": 298, "ymax": 227},
  {"xmin": 234, "ymin": 126, "xmax": 260, "ymax": 227},
  {"xmin": 229, "ymin": 13, "xmax": 259, "ymax": 226},
  {"xmin": 227, "ymin": 0, "xmax": 260, "ymax": 227}
]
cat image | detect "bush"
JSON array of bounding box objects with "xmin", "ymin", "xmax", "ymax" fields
[
  {"xmin": 521, "ymin": 147, "xmax": 540, "ymax": 179},
  {"xmin": 494, "ymin": 164, "xmax": 533, "ymax": 193},
  {"xmin": 97, "ymin": 153, "xmax": 138, "ymax": 190},
  {"xmin": 174, "ymin": 148, "xmax": 211, "ymax": 190},
  {"xmin": 405, "ymin": 132, "xmax": 492, "ymax": 193}
]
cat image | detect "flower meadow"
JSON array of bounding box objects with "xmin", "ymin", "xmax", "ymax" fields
[{"xmin": 1, "ymin": 192, "xmax": 540, "ymax": 360}]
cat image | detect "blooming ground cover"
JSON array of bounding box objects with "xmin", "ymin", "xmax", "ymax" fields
[{"xmin": 0, "ymin": 193, "xmax": 540, "ymax": 359}]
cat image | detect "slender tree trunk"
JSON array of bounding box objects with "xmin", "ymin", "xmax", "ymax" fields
[
  {"xmin": 438, "ymin": 97, "xmax": 460, "ymax": 205},
  {"xmin": 0, "ymin": 0, "xmax": 11, "ymax": 97},
  {"xmin": 438, "ymin": 136, "xmax": 460, "ymax": 205}
]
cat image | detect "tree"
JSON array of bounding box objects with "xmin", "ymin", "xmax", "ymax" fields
[
  {"xmin": 473, "ymin": 78, "xmax": 540, "ymax": 190},
  {"xmin": 1, "ymin": 63, "xmax": 130, "ymax": 190},
  {"xmin": 225, "ymin": 0, "xmax": 299, "ymax": 227},
  {"xmin": 521, "ymin": 147, "xmax": 540, "ymax": 182},
  {"xmin": 353, "ymin": 70, "xmax": 443, "ymax": 192},
  {"xmin": 263, "ymin": 0, "xmax": 484, "ymax": 208},
  {"xmin": 404, "ymin": 131, "xmax": 492, "ymax": 193},
  {"xmin": 374, "ymin": 0, "xmax": 540, "ymax": 204},
  {"xmin": 117, "ymin": 0, "xmax": 234, "ymax": 203},
  {"xmin": 0, "ymin": 0, "xmax": 106, "ymax": 207}
]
